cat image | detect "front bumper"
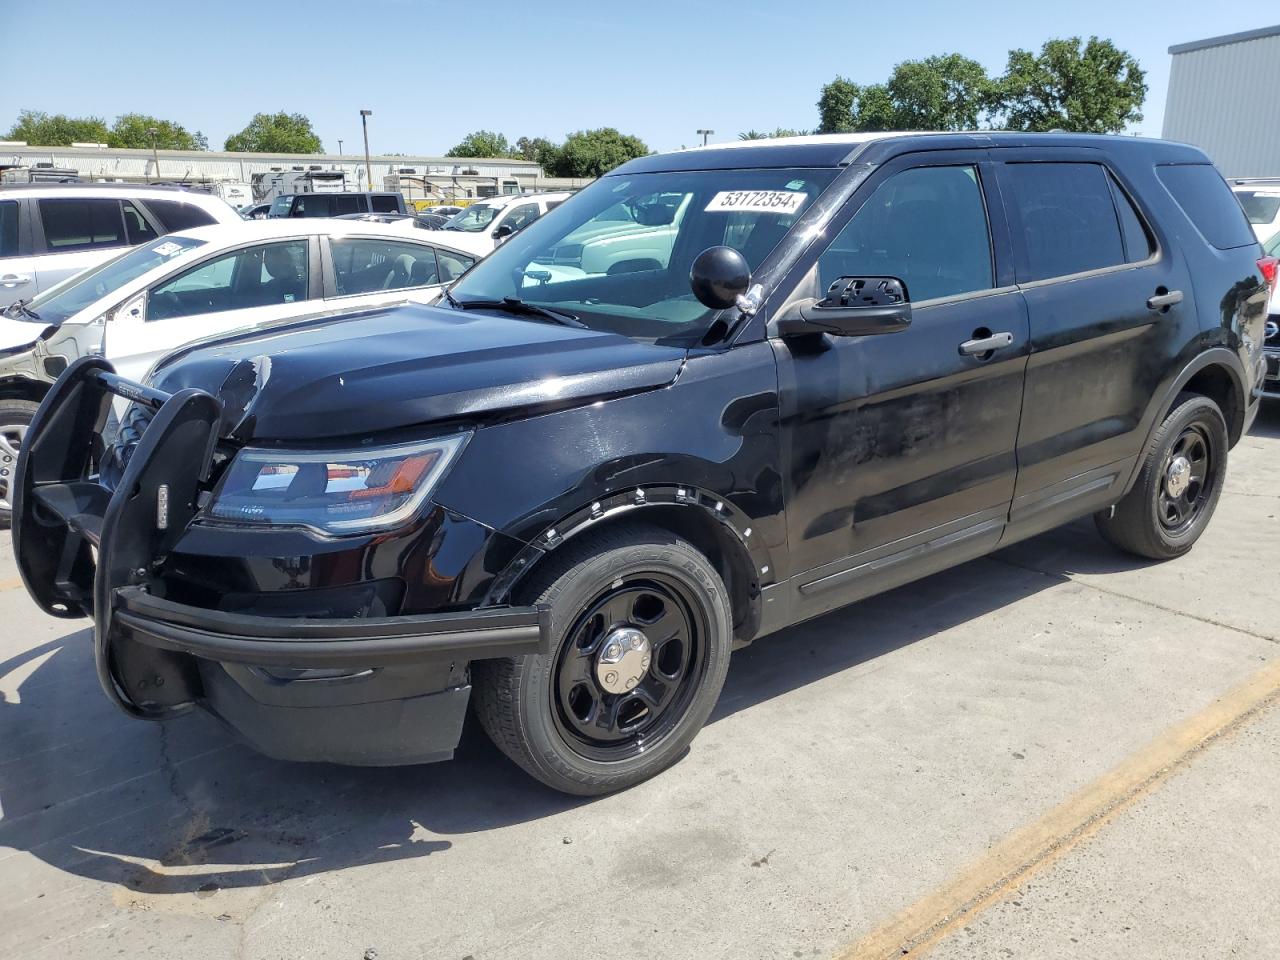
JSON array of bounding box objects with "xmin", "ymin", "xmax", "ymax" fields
[
  {"xmin": 12, "ymin": 357, "xmax": 549, "ymax": 765},
  {"xmin": 1262, "ymin": 343, "xmax": 1280, "ymax": 400}
]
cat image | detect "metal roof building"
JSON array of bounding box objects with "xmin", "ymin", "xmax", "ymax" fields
[{"xmin": 1163, "ymin": 25, "xmax": 1280, "ymax": 178}]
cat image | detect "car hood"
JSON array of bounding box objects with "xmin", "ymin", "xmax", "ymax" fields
[
  {"xmin": 148, "ymin": 301, "xmax": 687, "ymax": 441},
  {"xmin": 0, "ymin": 314, "xmax": 50, "ymax": 354}
]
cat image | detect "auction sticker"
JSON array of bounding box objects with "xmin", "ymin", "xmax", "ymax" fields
[
  {"xmin": 705, "ymin": 190, "xmax": 807, "ymax": 214},
  {"xmin": 153, "ymin": 241, "xmax": 186, "ymax": 257}
]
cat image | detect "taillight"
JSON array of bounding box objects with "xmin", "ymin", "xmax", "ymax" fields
[{"xmin": 1258, "ymin": 255, "xmax": 1278, "ymax": 294}]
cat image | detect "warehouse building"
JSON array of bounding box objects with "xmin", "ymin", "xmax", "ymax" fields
[
  {"xmin": 1163, "ymin": 25, "xmax": 1280, "ymax": 178},
  {"xmin": 0, "ymin": 143, "xmax": 585, "ymax": 201}
]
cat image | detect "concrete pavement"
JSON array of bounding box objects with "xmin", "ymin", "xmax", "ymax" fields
[{"xmin": 1, "ymin": 404, "xmax": 1277, "ymax": 960}]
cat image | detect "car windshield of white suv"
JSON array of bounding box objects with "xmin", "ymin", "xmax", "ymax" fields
[
  {"xmin": 447, "ymin": 168, "xmax": 837, "ymax": 341},
  {"xmin": 443, "ymin": 204, "xmax": 499, "ymax": 232},
  {"xmin": 1236, "ymin": 190, "xmax": 1280, "ymax": 224},
  {"xmin": 5, "ymin": 234, "xmax": 205, "ymax": 325}
]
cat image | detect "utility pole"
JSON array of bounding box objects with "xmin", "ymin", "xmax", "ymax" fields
[
  {"xmin": 697, "ymin": 128, "xmax": 714, "ymax": 147},
  {"xmin": 147, "ymin": 127, "xmax": 159, "ymax": 181},
  {"xmin": 338, "ymin": 139, "xmax": 344, "ymax": 155},
  {"xmin": 360, "ymin": 110, "xmax": 373, "ymax": 191}
]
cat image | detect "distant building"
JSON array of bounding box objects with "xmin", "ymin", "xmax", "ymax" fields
[{"xmin": 1163, "ymin": 25, "xmax": 1280, "ymax": 178}]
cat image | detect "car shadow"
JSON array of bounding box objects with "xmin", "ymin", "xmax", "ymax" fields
[
  {"xmin": 0, "ymin": 521, "xmax": 1140, "ymax": 898},
  {"xmin": 1249, "ymin": 398, "xmax": 1280, "ymax": 440}
]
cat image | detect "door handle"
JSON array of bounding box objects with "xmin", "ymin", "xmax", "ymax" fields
[
  {"xmin": 0, "ymin": 274, "xmax": 31, "ymax": 287},
  {"xmin": 1147, "ymin": 289, "xmax": 1183, "ymax": 310},
  {"xmin": 959, "ymin": 331, "xmax": 1014, "ymax": 356}
]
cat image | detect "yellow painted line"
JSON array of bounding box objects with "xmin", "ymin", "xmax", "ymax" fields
[
  {"xmin": 0, "ymin": 577, "xmax": 23, "ymax": 592},
  {"xmin": 836, "ymin": 656, "xmax": 1280, "ymax": 960}
]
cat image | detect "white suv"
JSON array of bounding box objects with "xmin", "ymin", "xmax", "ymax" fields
[
  {"xmin": 430, "ymin": 192, "xmax": 572, "ymax": 257},
  {"xmin": 1231, "ymin": 179, "xmax": 1280, "ymax": 242},
  {"xmin": 0, "ymin": 184, "xmax": 240, "ymax": 309}
]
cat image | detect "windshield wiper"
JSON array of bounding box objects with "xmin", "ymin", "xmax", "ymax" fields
[
  {"xmin": 6, "ymin": 298, "xmax": 41, "ymax": 322},
  {"xmin": 450, "ymin": 295, "xmax": 587, "ymax": 328}
]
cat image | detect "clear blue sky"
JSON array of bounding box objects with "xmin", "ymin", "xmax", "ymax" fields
[{"xmin": 1, "ymin": 0, "xmax": 1271, "ymax": 155}]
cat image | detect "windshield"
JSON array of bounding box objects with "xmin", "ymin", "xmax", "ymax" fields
[
  {"xmin": 447, "ymin": 167, "xmax": 837, "ymax": 340},
  {"xmin": 8, "ymin": 235, "xmax": 205, "ymax": 325},
  {"xmin": 1236, "ymin": 190, "xmax": 1280, "ymax": 224},
  {"xmin": 444, "ymin": 203, "xmax": 500, "ymax": 232},
  {"xmin": 270, "ymin": 196, "xmax": 294, "ymax": 217}
]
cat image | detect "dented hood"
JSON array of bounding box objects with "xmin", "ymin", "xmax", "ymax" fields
[{"xmin": 147, "ymin": 302, "xmax": 686, "ymax": 441}]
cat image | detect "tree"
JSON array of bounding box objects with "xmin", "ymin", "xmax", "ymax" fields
[
  {"xmin": 224, "ymin": 112, "xmax": 322, "ymax": 153},
  {"xmin": 738, "ymin": 127, "xmax": 809, "ymax": 140},
  {"xmin": 817, "ymin": 77, "xmax": 860, "ymax": 133},
  {"xmin": 994, "ymin": 37, "xmax": 1146, "ymax": 133},
  {"xmin": 107, "ymin": 113, "xmax": 205, "ymax": 150},
  {"xmin": 885, "ymin": 54, "xmax": 993, "ymax": 130},
  {"xmin": 5, "ymin": 109, "xmax": 110, "ymax": 145},
  {"xmin": 446, "ymin": 130, "xmax": 512, "ymax": 158},
  {"xmin": 545, "ymin": 128, "xmax": 648, "ymax": 178}
]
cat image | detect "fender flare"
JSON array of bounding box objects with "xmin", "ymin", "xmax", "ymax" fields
[
  {"xmin": 1121, "ymin": 346, "xmax": 1248, "ymax": 497},
  {"xmin": 481, "ymin": 484, "xmax": 773, "ymax": 639}
]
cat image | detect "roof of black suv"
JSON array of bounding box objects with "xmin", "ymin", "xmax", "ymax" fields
[{"xmin": 614, "ymin": 132, "xmax": 1210, "ymax": 174}]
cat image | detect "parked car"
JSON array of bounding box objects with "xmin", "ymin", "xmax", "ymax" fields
[
  {"xmin": 431, "ymin": 192, "xmax": 571, "ymax": 257},
  {"xmin": 1261, "ymin": 231, "xmax": 1280, "ymax": 395},
  {"xmin": 268, "ymin": 192, "xmax": 407, "ymax": 219},
  {"xmin": 0, "ymin": 183, "xmax": 241, "ymax": 309},
  {"xmin": 414, "ymin": 212, "xmax": 451, "ymax": 230},
  {"xmin": 1231, "ymin": 179, "xmax": 1280, "ymax": 242},
  {"xmin": 334, "ymin": 212, "xmax": 417, "ymax": 225},
  {"xmin": 239, "ymin": 203, "xmax": 272, "ymax": 220},
  {"xmin": 12, "ymin": 133, "xmax": 1271, "ymax": 796},
  {"xmin": 0, "ymin": 219, "xmax": 474, "ymax": 521},
  {"xmin": 422, "ymin": 204, "xmax": 465, "ymax": 219}
]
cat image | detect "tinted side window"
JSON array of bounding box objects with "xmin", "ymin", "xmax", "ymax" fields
[
  {"xmin": 149, "ymin": 240, "xmax": 309, "ymax": 321},
  {"xmin": 1005, "ymin": 163, "xmax": 1125, "ymax": 281},
  {"xmin": 1157, "ymin": 164, "xmax": 1257, "ymax": 250},
  {"xmin": 503, "ymin": 203, "xmax": 541, "ymax": 232},
  {"xmin": 820, "ymin": 164, "xmax": 993, "ymax": 302},
  {"xmin": 331, "ymin": 194, "xmax": 364, "ymax": 216},
  {"xmin": 122, "ymin": 200, "xmax": 158, "ymax": 245},
  {"xmin": 370, "ymin": 194, "xmax": 400, "ymax": 213},
  {"xmin": 0, "ymin": 201, "xmax": 17, "ymax": 257},
  {"xmin": 144, "ymin": 198, "xmax": 217, "ymax": 233},
  {"xmin": 1109, "ymin": 177, "xmax": 1154, "ymax": 263},
  {"xmin": 330, "ymin": 238, "xmax": 441, "ymax": 295},
  {"xmin": 294, "ymin": 195, "xmax": 330, "ymax": 217},
  {"xmin": 39, "ymin": 198, "xmax": 126, "ymax": 252},
  {"xmin": 435, "ymin": 248, "xmax": 475, "ymax": 282}
]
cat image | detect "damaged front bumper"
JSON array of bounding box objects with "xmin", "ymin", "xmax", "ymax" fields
[{"xmin": 12, "ymin": 357, "xmax": 549, "ymax": 765}]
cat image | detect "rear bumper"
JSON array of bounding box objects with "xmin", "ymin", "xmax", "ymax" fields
[{"xmin": 12, "ymin": 357, "xmax": 549, "ymax": 765}]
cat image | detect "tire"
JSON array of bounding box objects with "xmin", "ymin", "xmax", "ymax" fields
[
  {"xmin": 473, "ymin": 524, "xmax": 733, "ymax": 795},
  {"xmin": 1094, "ymin": 392, "xmax": 1228, "ymax": 560},
  {"xmin": 0, "ymin": 398, "xmax": 39, "ymax": 528},
  {"xmin": 99, "ymin": 402, "xmax": 153, "ymax": 491}
]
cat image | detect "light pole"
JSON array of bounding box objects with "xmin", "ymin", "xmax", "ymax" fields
[
  {"xmin": 147, "ymin": 126, "xmax": 159, "ymax": 181},
  {"xmin": 337, "ymin": 139, "xmax": 344, "ymax": 155},
  {"xmin": 359, "ymin": 110, "xmax": 373, "ymax": 191},
  {"xmin": 697, "ymin": 128, "xmax": 714, "ymax": 146}
]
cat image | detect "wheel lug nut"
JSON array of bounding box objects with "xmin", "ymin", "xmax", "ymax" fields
[
  {"xmin": 625, "ymin": 677, "xmax": 637, "ymax": 689},
  {"xmin": 604, "ymin": 671, "xmax": 618, "ymax": 685},
  {"xmin": 606, "ymin": 643, "xmax": 621, "ymax": 658},
  {"xmin": 630, "ymin": 635, "xmax": 643, "ymax": 649}
]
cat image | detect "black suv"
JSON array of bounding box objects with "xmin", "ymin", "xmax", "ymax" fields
[
  {"xmin": 267, "ymin": 191, "xmax": 406, "ymax": 218},
  {"xmin": 12, "ymin": 133, "xmax": 1271, "ymax": 795}
]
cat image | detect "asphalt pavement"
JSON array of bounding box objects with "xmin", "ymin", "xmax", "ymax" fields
[{"xmin": 2, "ymin": 404, "xmax": 1278, "ymax": 960}]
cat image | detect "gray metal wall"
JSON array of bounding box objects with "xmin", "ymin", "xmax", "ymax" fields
[{"xmin": 1164, "ymin": 29, "xmax": 1280, "ymax": 178}]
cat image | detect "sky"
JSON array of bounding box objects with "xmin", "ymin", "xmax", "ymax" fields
[{"xmin": 0, "ymin": 0, "xmax": 1272, "ymax": 156}]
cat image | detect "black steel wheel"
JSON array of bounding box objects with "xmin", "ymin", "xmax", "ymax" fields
[
  {"xmin": 0, "ymin": 398, "xmax": 37, "ymax": 528},
  {"xmin": 473, "ymin": 524, "xmax": 732, "ymax": 795},
  {"xmin": 1095, "ymin": 392, "xmax": 1228, "ymax": 560}
]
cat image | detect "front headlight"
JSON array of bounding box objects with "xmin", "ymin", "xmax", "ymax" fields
[{"xmin": 206, "ymin": 434, "xmax": 469, "ymax": 535}]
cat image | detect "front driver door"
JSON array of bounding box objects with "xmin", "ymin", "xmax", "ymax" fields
[
  {"xmin": 772, "ymin": 152, "xmax": 1029, "ymax": 621},
  {"xmin": 105, "ymin": 238, "xmax": 318, "ymax": 382}
]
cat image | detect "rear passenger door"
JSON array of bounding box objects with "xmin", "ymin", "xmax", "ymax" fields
[
  {"xmin": 993, "ymin": 150, "xmax": 1194, "ymax": 539},
  {"xmin": 0, "ymin": 198, "xmax": 34, "ymax": 307}
]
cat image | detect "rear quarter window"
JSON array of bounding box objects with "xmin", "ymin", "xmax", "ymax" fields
[
  {"xmin": 1157, "ymin": 165, "xmax": 1257, "ymax": 250},
  {"xmin": 144, "ymin": 198, "xmax": 217, "ymax": 233}
]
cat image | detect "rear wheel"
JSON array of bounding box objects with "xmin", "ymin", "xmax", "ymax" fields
[
  {"xmin": 1094, "ymin": 392, "xmax": 1228, "ymax": 560},
  {"xmin": 473, "ymin": 524, "xmax": 732, "ymax": 795},
  {"xmin": 0, "ymin": 399, "xmax": 38, "ymax": 528}
]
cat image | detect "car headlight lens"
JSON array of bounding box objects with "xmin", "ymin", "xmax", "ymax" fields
[{"xmin": 207, "ymin": 434, "xmax": 469, "ymax": 535}]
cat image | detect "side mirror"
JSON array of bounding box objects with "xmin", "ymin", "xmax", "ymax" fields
[
  {"xmin": 493, "ymin": 223, "xmax": 516, "ymax": 239},
  {"xmin": 690, "ymin": 245, "xmax": 750, "ymax": 310},
  {"xmin": 777, "ymin": 276, "xmax": 911, "ymax": 338}
]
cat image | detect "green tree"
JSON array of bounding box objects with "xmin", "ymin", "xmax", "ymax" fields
[
  {"xmin": 5, "ymin": 109, "xmax": 110, "ymax": 145},
  {"xmin": 446, "ymin": 130, "xmax": 512, "ymax": 158},
  {"xmin": 994, "ymin": 37, "xmax": 1146, "ymax": 133},
  {"xmin": 547, "ymin": 128, "xmax": 649, "ymax": 178},
  {"xmin": 738, "ymin": 127, "xmax": 809, "ymax": 140},
  {"xmin": 886, "ymin": 54, "xmax": 994, "ymax": 129},
  {"xmin": 107, "ymin": 113, "xmax": 204, "ymax": 150},
  {"xmin": 817, "ymin": 77, "xmax": 860, "ymax": 133},
  {"xmin": 224, "ymin": 112, "xmax": 322, "ymax": 153}
]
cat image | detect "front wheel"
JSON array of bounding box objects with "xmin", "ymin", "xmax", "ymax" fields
[
  {"xmin": 473, "ymin": 524, "xmax": 732, "ymax": 795},
  {"xmin": 0, "ymin": 398, "xmax": 38, "ymax": 528},
  {"xmin": 1094, "ymin": 392, "xmax": 1228, "ymax": 560}
]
